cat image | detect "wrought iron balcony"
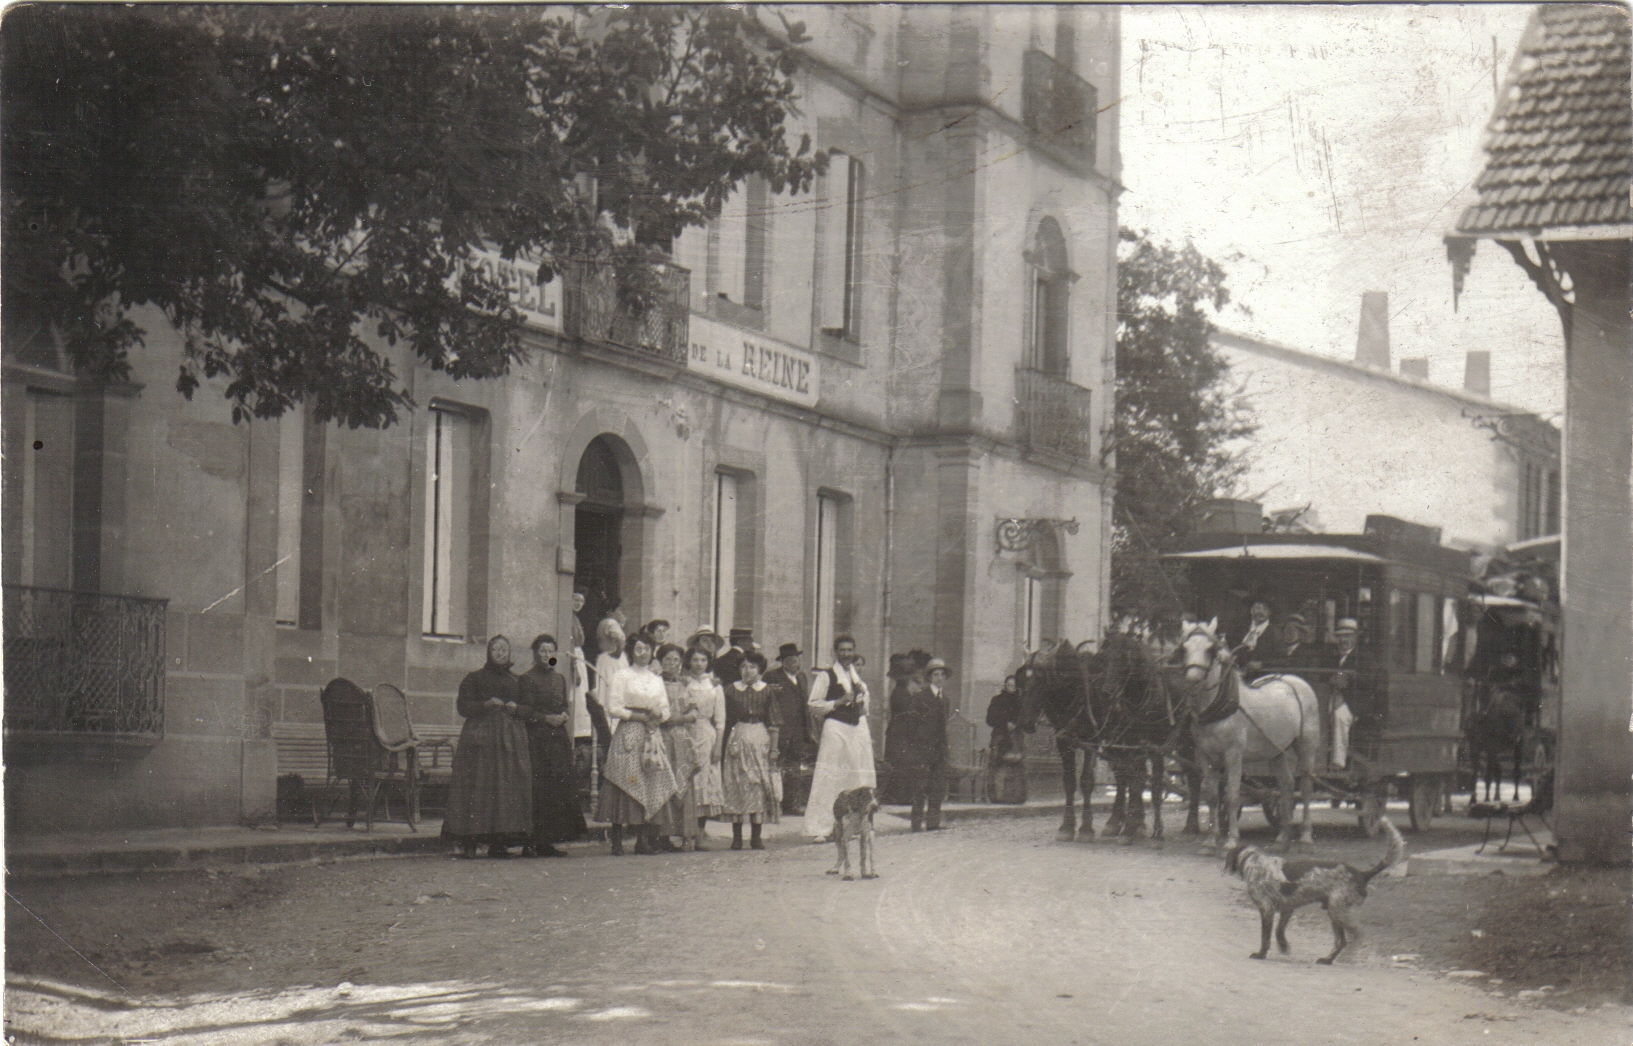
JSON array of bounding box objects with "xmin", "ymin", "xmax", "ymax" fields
[
  {"xmin": 565, "ymin": 261, "xmax": 690, "ymax": 365},
  {"xmin": 1022, "ymin": 49, "xmax": 1098, "ymax": 164},
  {"xmin": 3, "ymin": 585, "xmax": 167, "ymax": 741},
  {"xmin": 1015, "ymin": 367, "xmax": 1094, "ymax": 461}
]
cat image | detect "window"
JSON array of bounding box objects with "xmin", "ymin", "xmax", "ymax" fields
[
  {"xmin": 7, "ymin": 388, "xmax": 76, "ymax": 588},
  {"xmin": 712, "ymin": 176, "xmax": 768, "ymax": 311},
  {"xmin": 275, "ymin": 413, "xmax": 304, "ymax": 626},
  {"xmin": 1026, "ymin": 218, "xmax": 1071, "ymax": 377},
  {"xmin": 712, "ymin": 471, "xmax": 740, "ymax": 633},
  {"xmin": 819, "ymin": 151, "xmax": 864, "ymax": 339},
  {"xmin": 1024, "ymin": 575, "xmax": 1046, "ymax": 654},
  {"xmin": 1414, "ymin": 592, "xmax": 1437, "ymax": 674},
  {"xmin": 275, "ymin": 409, "xmax": 324, "ymax": 629},
  {"xmin": 814, "ymin": 493, "xmax": 838, "ymax": 659},
  {"xmin": 423, "ymin": 405, "xmax": 478, "ymax": 637}
]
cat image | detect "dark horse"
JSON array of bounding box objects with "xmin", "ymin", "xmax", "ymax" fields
[
  {"xmin": 1467, "ymin": 684, "xmax": 1526, "ymax": 803},
  {"xmin": 1017, "ymin": 636, "xmax": 1201, "ymax": 843}
]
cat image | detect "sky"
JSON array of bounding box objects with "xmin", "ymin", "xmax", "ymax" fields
[{"xmin": 1118, "ymin": 3, "xmax": 1565, "ymax": 420}]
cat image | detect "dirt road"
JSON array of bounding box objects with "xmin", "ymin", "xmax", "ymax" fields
[{"xmin": 7, "ymin": 817, "xmax": 1627, "ymax": 1044}]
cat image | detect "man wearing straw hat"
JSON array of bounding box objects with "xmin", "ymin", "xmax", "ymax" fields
[{"xmin": 893, "ymin": 656, "xmax": 954, "ymax": 832}]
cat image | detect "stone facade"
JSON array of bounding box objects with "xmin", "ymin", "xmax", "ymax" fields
[{"xmin": 3, "ymin": 6, "xmax": 1119, "ymax": 830}]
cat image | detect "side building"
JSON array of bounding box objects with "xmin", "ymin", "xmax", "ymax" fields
[
  {"xmin": 1215, "ymin": 306, "xmax": 1560, "ymax": 550},
  {"xmin": 3, "ymin": 6, "xmax": 1120, "ymax": 831}
]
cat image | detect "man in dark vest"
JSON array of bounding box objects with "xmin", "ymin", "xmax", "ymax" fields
[{"xmin": 763, "ymin": 641, "xmax": 815, "ymax": 814}]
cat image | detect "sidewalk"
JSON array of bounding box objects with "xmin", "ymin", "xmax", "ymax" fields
[{"xmin": 4, "ymin": 799, "xmax": 1067, "ymax": 879}]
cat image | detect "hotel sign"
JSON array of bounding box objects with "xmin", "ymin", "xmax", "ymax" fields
[
  {"xmin": 469, "ymin": 249, "xmax": 562, "ymax": 332},
  {"xmin": 688, "ymin": 315, "xmax": 820, "ymax": 408}
]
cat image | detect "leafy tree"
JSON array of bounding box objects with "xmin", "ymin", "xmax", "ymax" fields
[
  {"xmin": 2, "ymin": 5, "xmax": 818, "ymax": 427},
  {"xmin": 1108, "ymin": 227, "xmax": 1253, "ymax": 622}
]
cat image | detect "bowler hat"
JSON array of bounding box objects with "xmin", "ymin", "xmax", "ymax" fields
[
  {"xmin": 1334, "ymin": 617, "xmax": 1359, "ymax": 635},
  {"xmin": 926, "ymin": 657, "xmax": 950, "ymax": 674},
  {"xmin": 776, "ymin": 642, "xmax": 803, "ymax": 660}
]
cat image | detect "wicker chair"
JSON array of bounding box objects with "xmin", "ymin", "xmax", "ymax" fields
[{"xmin": 316, "ymin": 679, "xmax": 424, "ymax": 831}]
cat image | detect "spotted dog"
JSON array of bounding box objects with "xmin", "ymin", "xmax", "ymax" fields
[
  {"xmin": 826, "ymin": 787, "xmax": 879, "ymax": 881},
  {"xmin": 1224, "ymin": 817, "xmax": 1404, "ymax": 964}
]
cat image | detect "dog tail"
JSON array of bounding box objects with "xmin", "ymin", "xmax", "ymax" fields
[{"xmin": 1361, "ymin": 817, "xmax": 1405, "ymax": 887}]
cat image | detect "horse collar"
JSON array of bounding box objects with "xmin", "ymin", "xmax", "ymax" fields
[{"xmin": 1194, "ymin": 663, "xmax": 1241, "ymax": 726}]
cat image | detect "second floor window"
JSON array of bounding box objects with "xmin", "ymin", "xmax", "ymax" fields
[
  {"xmin": 714, "ymin": 176, "xmax": 769, "ymax": 312},
  {"xmin": 819, "ymin": 151, "xmax": 864, "ymax": 340},
  {"xmin": 1027, "ymin": 218, "xmax": 1071, "ymax": 377}
]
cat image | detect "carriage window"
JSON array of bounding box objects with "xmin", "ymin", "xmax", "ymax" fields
[
  {"xmin": 1390, "ymin": 589, "xmax": 1415, "ymax": 671},
  {"xmin": 1415, "ymin": 592, "xmax": 1437, "ymax": 674},
  {"xmin": 1440, "ymin": 598, "xmax": 1461, "ymax": 675}
]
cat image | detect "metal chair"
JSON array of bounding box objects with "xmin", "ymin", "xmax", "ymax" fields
[{"xmin": 315, "ymin": 678, "xmax": 423, "ymax": 831}]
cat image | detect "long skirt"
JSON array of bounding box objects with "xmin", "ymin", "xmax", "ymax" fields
[
  {"xmin": 443, "ymin": 713, "xmax": 533, "ymax": 847},
  {"xmin": 804, "ymin": 717, "xmax": 877, "ymax": 839},
  {"xmin": 720, "ymin": 722, "xmax": 779, "ymax": 821},
  {"xmin": 687, "ymin": 720, "xmax": 725, "ymax": 816},
  {"xmin": 595, "ymin": 719, "xmax": 678, "ymax": 825},
  {"xmin": 529, "ymin": 727, "xmax": 587, "ymax": 843},
  {"xmin": 654, "ymin": 722, "xmax": 700, "ymax": 834}
]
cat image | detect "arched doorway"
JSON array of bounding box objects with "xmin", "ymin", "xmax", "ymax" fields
[{"xmin": 574, "ymin": 436, "xmax": 624, "ymax": 630}]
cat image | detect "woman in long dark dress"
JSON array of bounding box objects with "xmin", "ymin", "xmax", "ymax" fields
[
  {"xmin": 443, "ymin": 635, "xmax": 533, "ymax": 858},
  {"xmin": 516, "ymin": 633, "xmax": 586, "ymax": 856}
]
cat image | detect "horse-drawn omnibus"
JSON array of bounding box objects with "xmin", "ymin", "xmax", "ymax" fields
[{"xmin": 1164, "ymin": 514, "xmax": 1476, "ymax": 833}]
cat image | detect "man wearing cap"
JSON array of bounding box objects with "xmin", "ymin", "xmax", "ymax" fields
[
  {"xmin": 1277, "ymin": 612, "xmax": 1314, "ymax": 668},
  {"xmin": 891, "ymin": 655, "xmax": 953, "ymax": 831},
  {"xmin": 763, "ymin": 642, "xmax": 815, "ymax": 814},
  {"xmin": 713, "ymin": 627, "xmax": 753, "ymax": 688},
  {"xmin": 1322, "ymin": 618, "xmax": 1365, "ymax": 769}
]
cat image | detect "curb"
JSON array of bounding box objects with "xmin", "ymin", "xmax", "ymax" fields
[{"xmin": 6, "ymin": 801, "xmax": 1073, "ymax": 878}]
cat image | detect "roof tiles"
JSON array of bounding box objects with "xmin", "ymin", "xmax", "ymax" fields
[{"xmin": 1456, "ymin": 4, "xmax": 1631, "ymax": 236}]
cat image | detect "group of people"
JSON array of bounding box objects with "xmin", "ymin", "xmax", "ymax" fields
[
  {"xmin": 441, "ymin": 613, "xmax": 891, "ymax": 857},
  {"xmin": 1228, "ymin": 599, "xmax": 1368, "ymax": 769}
]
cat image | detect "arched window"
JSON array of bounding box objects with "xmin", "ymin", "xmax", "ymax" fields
[{"xmin": 1027, "ymin": 218, "xmax": 1071, "ymax": 377}]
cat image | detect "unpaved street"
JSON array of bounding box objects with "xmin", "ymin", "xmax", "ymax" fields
[{"xmin": 8, "ymin": 817, "xmax": 1627, "ymax": 1045}]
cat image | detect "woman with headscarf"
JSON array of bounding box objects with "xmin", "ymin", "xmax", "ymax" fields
[
  {"xmin": 595, "ymin": 632, "xmax": 679, "ymax": 855},
  {"xmin": 443, "ymin": 635, "xmax": 533, "ymax": 859}
]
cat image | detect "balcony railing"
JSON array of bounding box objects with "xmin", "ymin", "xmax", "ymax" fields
[
  {"xmin": 3, "ymin": 585, "xmax": 167, "ymax": 741},
  {"xmin": 565, "ymin": 261, "xmax": 690, "ymax": 365},
  {"xmin": 1022, "ymin": 49, "xmax": 1097, "ymax": 164},
  {"xmin": 1015, "ymin": 367, "xmax": 1094, "ymax": 461}
]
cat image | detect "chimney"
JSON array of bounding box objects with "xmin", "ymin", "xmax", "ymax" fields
[
  {"xmin": 1464, "ymin": 351, "xmax": 1491, "ymax": 396},
  {"xmin": 1399, "ymin": 358, "xmax": 1429, "ymax": 380},
  {"xmin": 1355, "ymin": 291, "xmax": 1391, "ymax": 370}
]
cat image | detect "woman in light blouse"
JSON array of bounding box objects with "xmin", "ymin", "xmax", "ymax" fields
[{"xmin": 594, "ymin": 632, "xmax": 679, "ymax": 855}]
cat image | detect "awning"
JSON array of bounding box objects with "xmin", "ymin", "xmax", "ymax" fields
[{"xmin": 1163, "ymin": 544, "xmax": 1383, "ymax": 563}]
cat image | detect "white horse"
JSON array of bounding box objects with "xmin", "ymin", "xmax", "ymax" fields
[{"xmin": 1178, "ymin": 619, "xmax": 1322, "ymax": 850}]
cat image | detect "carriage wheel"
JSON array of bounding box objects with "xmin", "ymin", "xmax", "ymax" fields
[{"xmin": 1408, "ymin": 776, "xmax": 1438, "ymax": 832}]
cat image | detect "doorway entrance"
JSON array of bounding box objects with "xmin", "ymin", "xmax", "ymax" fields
[{"xmin": 573, "ymin": 436, "xmax": 625, "ymax": 631}]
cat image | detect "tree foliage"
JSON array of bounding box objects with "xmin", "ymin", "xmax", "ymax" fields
[
  {"xmin": 2, "ymin": 5, "xmax": 819, "ymax": 427},
  {"xmin": 1109, "ymin": 227, "xmax": 1254, "ymax": 621}
]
